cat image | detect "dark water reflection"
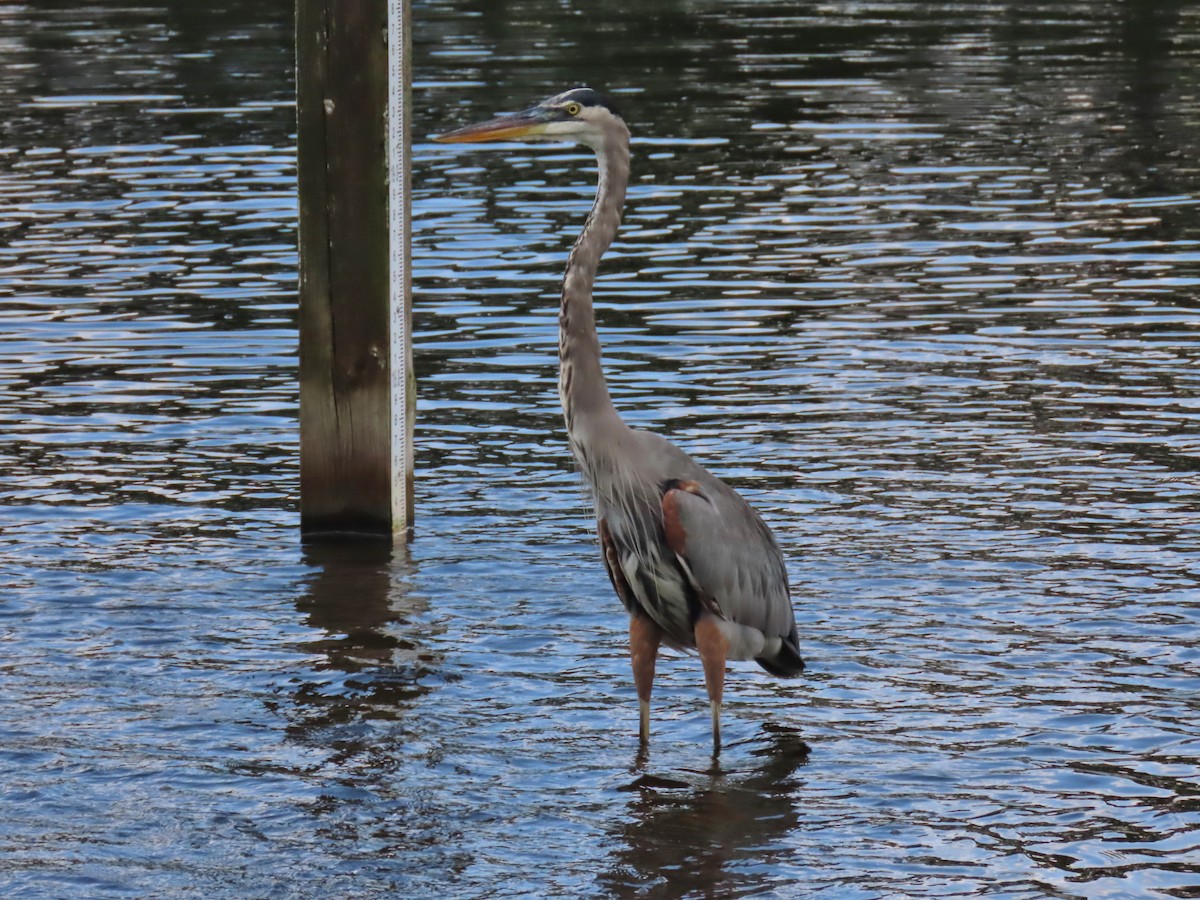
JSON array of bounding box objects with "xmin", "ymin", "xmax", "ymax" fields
[
  {"xmin": 604, "ymin": 724, "xmax": 811, "ymax": 898},
  {"xmin": 2, "ymin": 0, "xmax": 1200, "ymax": 897},
  {"xmin": 289, "ymin": 543, "xmax": 434, "ymax": 746}
]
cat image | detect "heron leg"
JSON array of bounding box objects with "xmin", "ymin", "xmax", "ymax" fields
[
  {"xmin": 694, "ymin": 614, "xmax": 729, "ymax": 756},
  {"xmin": 629, "ymin": 612, "xmax": 662, "ymax": 745}
]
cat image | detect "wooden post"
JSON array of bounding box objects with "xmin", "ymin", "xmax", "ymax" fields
[{"xmin": 296, "ymin": 0, "xmax": 413, "ymax": 539}]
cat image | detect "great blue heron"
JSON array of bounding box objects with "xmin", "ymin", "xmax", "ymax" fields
[{"xmin": 436, "ymin": 87, "xmax": 805, "ymax": 754}]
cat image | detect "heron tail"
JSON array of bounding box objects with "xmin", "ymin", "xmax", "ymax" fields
[{"xmin": 755, "ymin": 627, "xmax": 806, "ymax": 677}]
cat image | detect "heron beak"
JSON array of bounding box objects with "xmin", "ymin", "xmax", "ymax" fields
[{"xmin": 433, "ymin": 109, "xmax": 550, "ymax": 143}]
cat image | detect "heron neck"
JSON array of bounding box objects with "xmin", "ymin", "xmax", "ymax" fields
[{"xmin": 559, "ymin": 126, "xmax": 631, "ymax": 456}]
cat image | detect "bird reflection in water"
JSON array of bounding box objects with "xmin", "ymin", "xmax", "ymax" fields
[
  {"xmin": 285, "ymin": 541, "xmax": 438, "ymax": 759},
  {"xmin": 602, "ymin": 724, "xmax": 811, "ymax": 896}
]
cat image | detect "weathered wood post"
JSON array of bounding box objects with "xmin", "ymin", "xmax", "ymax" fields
[{"xmin": 296, "ymin": 0, "xmax": 414, "ymax": 539}]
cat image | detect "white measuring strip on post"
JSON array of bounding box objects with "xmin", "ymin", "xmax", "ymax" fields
[{"xmin": 386, "ymin": 0, "xmax": 413, "ymax": 536}]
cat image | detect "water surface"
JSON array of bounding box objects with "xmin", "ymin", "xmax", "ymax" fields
[{"xmin": 2, "ymin": 1, "xmax": 1199, "ymax": 897}]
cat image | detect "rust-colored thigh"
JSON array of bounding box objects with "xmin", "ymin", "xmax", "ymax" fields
[
  {"xmin": 629, "ymin": 613, "xmax": 662, "ymax": 703},
  {"xmin": 693, "ymin": 614, "xmax": 729, "ymax": 705}
]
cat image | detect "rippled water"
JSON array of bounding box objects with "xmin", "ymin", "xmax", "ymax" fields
[{"xmin": 2, "ymin": 1, "xmax": 1199, "ymax": 897}]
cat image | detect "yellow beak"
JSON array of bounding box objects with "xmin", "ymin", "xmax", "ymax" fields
[{"xmin": 433, "ymin": 110, "xmax": 549, "ymax": 143}]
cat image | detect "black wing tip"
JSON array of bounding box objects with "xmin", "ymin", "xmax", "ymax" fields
[
  {"xmin": 756, "ymin": 631, "xmax": 806, "ymax": 677},
  {"xmin": 756, "ymin": 648, "xmax": 806, "ymax": 678}
]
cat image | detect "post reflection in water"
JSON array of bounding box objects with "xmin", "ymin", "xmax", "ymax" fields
[
  {"xmin": 603, "ymin": 725, "xmax": 811, "ymax": 897},
  {"xmin": 287, "ymin": 542, "xmax": 437, "ymax": 755}
]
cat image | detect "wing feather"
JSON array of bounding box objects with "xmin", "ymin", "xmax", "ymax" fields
[
  {"xmin": 588, "ymin": 428, "xmax": 802, "ymax": 671},
  {"xmin": 663, "ymin": 481, "xmax": 796, "ymax": 641}
]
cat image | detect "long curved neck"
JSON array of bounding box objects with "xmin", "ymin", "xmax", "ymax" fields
[{"xmin": 559, "ymin": 121, "xmax": 631, "ymax": 463}]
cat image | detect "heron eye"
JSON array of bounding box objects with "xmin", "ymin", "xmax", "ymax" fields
[{"xmin": 564, "ymin": 102, "xmax": 582, "ymax": 116}]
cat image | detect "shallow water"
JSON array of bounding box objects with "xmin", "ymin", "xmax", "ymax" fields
[{"xmin": 2, "ymin": 1, "xmax": 1199, "ymax": 897}]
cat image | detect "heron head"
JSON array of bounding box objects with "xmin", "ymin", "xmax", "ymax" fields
[{"xmin": 434, "ymin": 87, "xmax": 624, "ymax": 151}]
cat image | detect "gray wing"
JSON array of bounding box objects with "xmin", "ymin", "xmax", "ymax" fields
[
  {"xmin": 591, "ymin": 428, "xmax": 802, "ymax": 670},
  {"xmin": 663, "ymin": 477, "xmax": 796, "ymax": 642}
]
